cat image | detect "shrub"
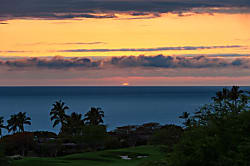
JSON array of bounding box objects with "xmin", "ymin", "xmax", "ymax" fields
[
  {"xmin": 150, "ymin": 125, "xmax": 183, "ymax": 152},
  {"xmin": 1, "ymin": 132, "xmax": 35, "ymax": 156}
]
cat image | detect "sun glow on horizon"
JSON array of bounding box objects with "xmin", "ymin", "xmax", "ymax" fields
[
  {"xmin": 122, "ymin": 82, "xmax": 129, "ymax": 86},
  {"xmin": 0, "ymin": 11, "xmax": 250, "ymax": 85}
]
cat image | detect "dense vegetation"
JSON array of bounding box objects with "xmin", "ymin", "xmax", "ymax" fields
[
  {"xmin": 143, "ymin": 86, "xmax": 250, "ymax": 166},
  {"xmin": 0, "ymin": 86, "xmax": 249, "ymax": 166}
]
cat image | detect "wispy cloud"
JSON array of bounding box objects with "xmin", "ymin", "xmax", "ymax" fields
[
  {"xmin": 21, "ymin": 42, "xmax": 106, "ymax": 46},
  {"xmin": 60, "ymin": 42, "xmax": 106, "ymax": 45},
  {"xmin": 60, "ymin": 45, "xmax": 242, "ymax": 52},
  {"xmin": 0, "ymin": 51, "xmax": 32, "ymax": 53}
]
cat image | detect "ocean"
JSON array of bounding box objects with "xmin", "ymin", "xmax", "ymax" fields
[{"xmin": 0, "ymin": 86, "xmax": 249, "ymax": 135}]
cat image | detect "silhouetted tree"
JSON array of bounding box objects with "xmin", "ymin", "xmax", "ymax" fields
[
  {"xmin": 7, "ymin": 112, "xmax": 31, "ymax": 133},
  {"xmin": 50, "ymin": 100, "xmax": 69, "ymax": 132},
  {"xmin": 0, "ymin": 117, "xmax": 6, "ymax": 137},
  {"xmin": 17, "ymin": 112, "xmax": 31, "ymax": 132},
  {"xmin": 7, "ymin": 114, "xmax": 18, "ymax": 133},
  {"xmin": 64, "ymin": 112, "xmax": 85, "ymax": 136},
  {"xmin": 228, "ymin": 86, "xmax": 246, "ymax": 113},
  {"xmin": 179, "ymin": 112, "xmax": 191, "ymax": 127},
  {"xmin": 84, "ymin": 107, "xmax": 104, "ymax": 125}
]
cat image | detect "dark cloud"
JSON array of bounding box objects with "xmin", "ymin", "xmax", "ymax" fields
[
  {"xmin": 0, "ymin": 0, "xmax": 249, "ymax": 20},
  {"xmin": 130, "ymin": 12, "xmax": 150, "ymax": 16},
  {"xmin": 49, "ymin": 13, "xmax": 117, "ymax": 19},
  {"xmin": 60, "ymin": 45, "xmax": 242, "ymax": 52},
  {"xmin": 108, "ymin": 55, "xmax": 250, "ymax": 69},
  {"xmin": 119, "ymin": 13, "xmax": 161, "ymax": 20},
  {"xmin": 0, "ymin": 55, "xmax": 249, "ymax": 70},
  {"xmin": 181, "ymin": 54, "xmax": 250, "ymax": 57},
  {"xmin": 1, "ymin": 56, "xmax": 101, "ymax": 70},
  {"xmin": 191, "ymin": 6, "xmax": 250, "ymax": 14}
]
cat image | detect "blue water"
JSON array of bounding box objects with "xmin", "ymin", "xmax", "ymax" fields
[{"xmin": 0, "ymin": 86, "xmax": 249, "ymax": 135}]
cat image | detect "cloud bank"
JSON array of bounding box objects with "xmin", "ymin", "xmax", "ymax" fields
[
  {"xmin": 0, "ymin": 0, "xmax": 250, "ymax": 21},
  {"xmin": 0, "ymin": 56, "xmax": 101, "ymax": 70},
  {"xmin": 1, "ymin": 55, "xmax": 249, "ymax": 86},
  {"xmin": 1, "ymin": 55, "xmax": 249, "ymax": 70}
]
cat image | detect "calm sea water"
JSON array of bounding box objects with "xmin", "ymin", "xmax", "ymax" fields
[{"xmin": 0, "ymin": 86, "xmax": 249, "ymax": 135}]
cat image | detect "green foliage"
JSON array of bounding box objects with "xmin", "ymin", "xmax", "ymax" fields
[
  {"xmin": 81, "ymin": 125, "xmax": 107, "ymax": 150},
  {"xmin": 103, "ymin": 135, "xmax": 121, "ymax": 149},
  {"xmin": 149, "ymin": 125, "xmax": 183, "ymax": 151},
  {"xmin": 188, "ymin": 86, "xmax": 248, "ymax": 128},
  {"xmin": 166, "ymin": 86, "xmax": 250, "ymax": 166}
]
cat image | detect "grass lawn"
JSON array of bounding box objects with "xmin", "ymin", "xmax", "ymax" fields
[{"xmin": 11, "ymin": 146, "xmax": 166, "ymax": 166}]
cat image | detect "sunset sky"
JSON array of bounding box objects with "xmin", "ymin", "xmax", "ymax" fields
[{"xmin": 0, "ymin": 0, "xmax": 250, "ymax": 86}]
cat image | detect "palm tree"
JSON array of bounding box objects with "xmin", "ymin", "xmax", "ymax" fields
[
  {"xmin": 0, "ymin": 117, "xmax": 6, "ymax": 137},
  {"xmin": 213, "ymin": 86, "xmax": 246, "ymax": 114},
  {"xmin": 16, "ymin": 112, "xmax": 31, "ymax": 132},
  {"xmin": 212, "ymin": 88, "xmax": 229, "ymax": 106},
  {"xmin": 179, "ymin": 112, "xmax": 190, "ymax": 120},
  {"xmin": 7, "ymin": 112, "xmax": 31, "ymax": 133},
  {"xmin": 65, "ymin": 112, "xmax": 85, "ymax": 136},
  {"xmin": 84, "ymin": 107, "xmax": 104, "ymax": 126},
  {"xmin": 229, "ymin": 86, "xmax": 244, "ymax": 113},
  {"xmin": 179, "ymin": 112, "xmax": 191, "ymax": 127},
  {"xmin": 50, "ymin": 100, "xmax": 69, "ymax": 132},
  {"xmin": 7, "ymin": 114, "xmax": 18, "ymax": 133}
]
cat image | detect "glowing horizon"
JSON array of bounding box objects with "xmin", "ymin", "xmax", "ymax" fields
[{"xmin": 0, "ymin": 2, "xmax": 250, "ymax": 85}]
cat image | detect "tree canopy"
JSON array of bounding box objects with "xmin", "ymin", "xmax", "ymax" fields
[
  {"xmin": 84, "ymin": 107, "xmax": 104, "ymax": 126},
  {"xmin": 166, "ymin": 86, "xmax": 250, "ymax": 166},
  {"xmin": 7, "ymin": 112, "xmax": 31, "ymax": 133},
  {"xmin": 50, "ymin": 100, "xmax": 69, "ymax": 133}
]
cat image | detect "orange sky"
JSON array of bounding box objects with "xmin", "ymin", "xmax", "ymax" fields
[
  {"xmin": 0, "ymin": 12, "xmax": 250, "ymax": 86},
  {"xmin": 0, "ymin": 13, "xmax": 249, "ymax": 57}
]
